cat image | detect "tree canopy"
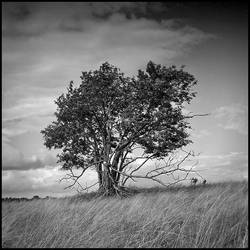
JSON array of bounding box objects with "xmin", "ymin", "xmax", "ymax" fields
[{"xmin": 41, "ymin": 61, "xmax": 200, "ymax": 196}]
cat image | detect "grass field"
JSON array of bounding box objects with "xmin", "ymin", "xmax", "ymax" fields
[{"xmin": 2, "ymin": 181, "xmax": 248, "ymax": 248}]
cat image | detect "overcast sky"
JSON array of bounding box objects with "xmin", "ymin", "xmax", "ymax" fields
[{"xmin": 2, "ymin": 2, "xmax": 248, "ymax": 198}]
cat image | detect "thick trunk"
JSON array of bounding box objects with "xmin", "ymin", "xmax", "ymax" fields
[
  {"xmin": 100, "ymin": 128, "xmax": 122, "ymax": 195},
  {"xmin": 111, "ymin": 150, "xmax": 123, "ymax": 183},
  {"xmin": 100, "ymin": 132, "xmax": 118, "ymax": 195},
  {"xmin": 97, "ymin": 163, "xmax": 103, "ymax": 191},
  {"xmin": 100, "ymin": 167, "xmax": 117, "ymax": 196}
]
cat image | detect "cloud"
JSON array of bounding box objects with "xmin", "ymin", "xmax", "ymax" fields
[
  {"xmin": 3, "ymin": 3, "xmax": 214, "ymax": 80},
  {"xmin": 2, "ymin": 167, "xmax": 66, "ymax": 197},
  {"xmin": 2, "ymin": 96, "xmax": 56, "ymax": 137},
  {"xmin": 2, "ymin": 140, "xmax": 58, "ymax": 171},
  {"xmin": 2, "ymin": 166, "xmax": 98, "ymax": 198},
  {"xmin": 2, "ymin": 2, "xmax": 160, "ymax": 37},
  {"xmin": 2, "ymin": 141, "xmax": 23, "ymax": 166},
  {"xmin": 3, "ymin": 4, "xmax": 214, "ymax": 141},
  {"xmin": 3, "ymin": 157, "xmax": 43, "ymax": 171},
  {"xmin": 194, "ymin": 151, "xmax": 248, "ymax": 182},
  {"xmin": 2, "ymin": 2, "xmax": 173, "ymax": 35},
  {"xmin": 196, "ymin": 151, "xmax": 248, "ymax": 163},
  {"xmin": 3, "ymin": 96, "xmax": 56, "ymax": 121},
  {"xmin": 214, "ymin": 103, "xmax": 248, "ymax": 135},
  {"xmin": 191, "ymin": 129, "xmax": 212, "ymax": 139}
]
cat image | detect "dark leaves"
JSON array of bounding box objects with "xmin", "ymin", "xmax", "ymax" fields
[{"xmin": 41, "ymin": 61, "xmax": 197, "ymax": 170}]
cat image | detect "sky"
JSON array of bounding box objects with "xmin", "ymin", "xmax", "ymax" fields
[{"xmin": 2, "ymin": 2, "xmax": 248, "ymax": 198}]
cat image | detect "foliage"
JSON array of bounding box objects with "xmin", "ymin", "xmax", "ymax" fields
[{"xmin": 41, "ymin": 61, "xmax": 199, "ymax": 195}]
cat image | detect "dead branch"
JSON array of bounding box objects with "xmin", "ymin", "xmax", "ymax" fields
[
  {"xmin": 60, "ymin": 167, "xmax": 88, "ymax": 190},
  {"xmin": 77, "ymin": 181, "xmax": 99, "ymax": 192},
  {"xmin": 111, "ymin": 150, "xmax": 201, "ymax": 187},
  {"xmin": 122, "ymin": 153, "xmax": 157, "ymax": 184}
]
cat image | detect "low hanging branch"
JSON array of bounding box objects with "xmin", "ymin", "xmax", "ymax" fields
[
  {"xmin": 41, "ymin": 61, "xmax": 207, "ymax": 196},
  {"xmin": 112, "ymin": 150, "xmax": 201, "ymax": 187}
]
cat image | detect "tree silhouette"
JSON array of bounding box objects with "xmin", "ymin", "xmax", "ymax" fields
[{"xmin": 41, "ymin": 61, "xmax": 205, "ymax": 196}]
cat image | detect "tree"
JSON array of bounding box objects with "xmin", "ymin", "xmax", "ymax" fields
[{"xmin": 41, "ymin": 61, "xmax": 205, "ymax": 196}]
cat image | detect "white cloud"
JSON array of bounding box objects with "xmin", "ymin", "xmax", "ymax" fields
[
  {"xmin": 214, "ymin": 103, "xmax": 248, "ymax": 135},
  {"xmin": 2, "ymin": 96, "xmax": 56, "ymax": 138},
  {"xmin": 3, "ymin": 96, "xmax": 56, "ymax": 122},
  {"xmin": 2, "ymin": 166, "xmax": 98, "ymax": 198},
  {"xmin": 2, "ymin": 141, "xmax": 23, "ymax": 166},
  {"xmin": 2, "ymin": 140, "xmax": 58, "ymax": 171},
  {"xmin": 2, "ymin": 167, "xmax": 64, "ymax": 197},
  {"xmin": 191, "ymin": 129, "xmax": 211, "ymax": 139},
  {"xmin": 193, "ymin": 152, "xmax": 248, "ymax": 182},
  {"xmin": 196, "ymin": 151, "xmax": 247, "ymax": 161}
]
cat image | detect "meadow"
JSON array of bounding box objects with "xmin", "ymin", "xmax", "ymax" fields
[{"xmin": 2, "ymin": 181, "xmax": 248, "ymax": 248}]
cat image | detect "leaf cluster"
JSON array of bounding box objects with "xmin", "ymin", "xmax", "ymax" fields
[{"xmin": 41, "ymin": 61, "xmax": 197, "ymax": 169}]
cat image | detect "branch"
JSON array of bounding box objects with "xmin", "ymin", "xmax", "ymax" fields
[
  {"xmin": 122, "ymin": 153, "xmax": 156, "ymax": 184},
  {"xmin": 121, "ymin": 155, "xmax": 152, "ymax": 169},
  {"xmin": 112, "ymin": 164, "xmax": 198, "ymax": 187},
  {"xmin": 76, "ymin": 181, "xmax": 99, "ymax": 193},
  {"xmin": 60, "ymin": 167, "xmax": 87, "ymax": 190},
  {"xmin": 184, "ymin": 113, "xmax": 210, "ymax": 119},
  {"xmin": 114, "ymin": 150, "xmax": 202, "ymax": 187}
]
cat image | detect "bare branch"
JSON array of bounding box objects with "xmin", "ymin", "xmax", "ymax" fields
[
  {"xmin": 77, "ymin": 181, "xmax": 99, "ymax": 192},
  {"xmin": 184, "ymin": 113, "xmax": 210, "ymax": 119},
  {"xmin": 113, "ymin": 149, "xmax": 202, "ymax": 187},
  {"xmin": 121, "ymin": 155, "xmax": 153, "ymax": 169},
  {"xmin": 122, "ymin": 154, "xmax": 156, "ymax": 184},
  {"xmin": 60, "ymin": 167, "xmax": 88, "ymax": 190}
]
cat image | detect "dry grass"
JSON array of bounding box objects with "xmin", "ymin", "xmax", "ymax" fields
[{"xmin": 2, "ymin": 181, "xmax": 248, "ymax": 248}]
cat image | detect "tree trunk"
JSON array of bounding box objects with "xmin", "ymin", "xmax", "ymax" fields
[
  {"xmin": 97, "ymin": 163, "xmax": 103, "ymax": 192},
  {"xmin": 111, "ymin": 150, "xmax": 123, "ymax": 184},
  {"xmin": 100, "ymin": 167, "xmax": 116, "ymax": 196}
]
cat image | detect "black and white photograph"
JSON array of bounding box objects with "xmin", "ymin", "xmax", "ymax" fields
[{"xmin": 2, "ymin": 1, "xmax": 248, "ymax": 248}]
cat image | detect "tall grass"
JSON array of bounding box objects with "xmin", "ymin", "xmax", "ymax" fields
[{"xmin": 2, "ymin": 181, "xmax": 248, "ymax": 248}]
